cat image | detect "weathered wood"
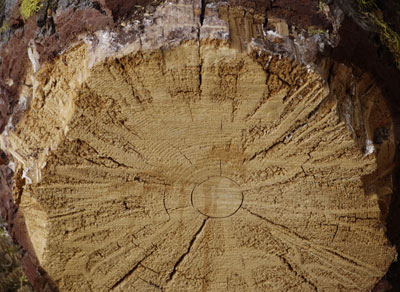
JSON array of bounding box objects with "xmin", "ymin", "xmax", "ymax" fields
[{"xmin": 0, "ymin": 0, "xmax": 398, "ymax": 291}]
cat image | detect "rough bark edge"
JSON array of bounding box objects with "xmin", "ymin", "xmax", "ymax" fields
[
  {"xmin": 0, "ymin": 0, "xmax": 399, "ymax": 291},
  {"xmin": 337, "ymin": 0, "xmax": 400, "ymax": 70}
]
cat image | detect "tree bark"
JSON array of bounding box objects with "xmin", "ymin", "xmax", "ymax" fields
[{"xmin": 0, "ymin": 0, "xmax": 399, "ymax": 291}]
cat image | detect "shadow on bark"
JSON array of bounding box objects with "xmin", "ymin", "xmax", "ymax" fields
[
  {"xmin": 0, "ymin": 162, "xmax": 58, "ymax": 291},
  {"xmin": 325, "ymin": 15, "xmax": 400, "ymax": 292}
]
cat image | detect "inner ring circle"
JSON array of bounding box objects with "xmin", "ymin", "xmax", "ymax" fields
[{"xmin": 190, "ymin": 176, "xmax": 243, "ymax": 218}]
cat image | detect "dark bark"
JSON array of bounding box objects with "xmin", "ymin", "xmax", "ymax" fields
[{"xmin": 0, "ymin": 1, "xmax": 399, "ymax": 291}]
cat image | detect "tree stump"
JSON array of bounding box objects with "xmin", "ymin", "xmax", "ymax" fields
[{"xmin": 0, "ymin": 1, "xmax": 397, "ymax": 291}]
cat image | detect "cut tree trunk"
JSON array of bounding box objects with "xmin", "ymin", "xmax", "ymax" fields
[{"xmin": 0, "ymin": 1, "xmax": 398, "ymax": 291}]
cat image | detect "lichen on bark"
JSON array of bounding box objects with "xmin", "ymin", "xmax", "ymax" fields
[
  {"xmin": 341, "ymin": 0, "xmax": 400, "ymax": 69},
  {"xmin": 20, "ymin": 0, "xmax": 44, "ymax": 20}
]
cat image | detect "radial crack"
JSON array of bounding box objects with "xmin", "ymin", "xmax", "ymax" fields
[
  {"xmin": 163, "ymin": 190, "xmax": 171, "ymax": 221},
  {"xmin": 198, "ymin": 55, "xmax": 203, "ymax": 99},
  {"xmin": 138, "ymin": 277, "xmax": 165, "ymax": 292},
  {"xmin": 247, "ymin": 139, "xmax": 284, "ymax": 162},
  {"xmin": 242, "ymin": 207, "xmax": 309, "ymax": 242},
  {"xmin": 110, "ymin": 250, "xmax": 155, "ymax": 290},
  {"xmin": 278, "ymin": 254, "xmax": 318, "ymax": 292},
  {"xmin": 244, "ymin": 208, "xmax": 381, "ymax": 274},
  {"xmin": 200, "ymin": 0, "xmax": 206, "ymax": 25},
  {"xmin": 167, "ymin": 218, "xmax": 208, "ymax": 282},
  {"xmin": 176, "ymin": 145, "xmax": 194, "ymax": 166},
  {"xmin": 197, "ymin": 0, "xmax": 204, "ymax": 99}
]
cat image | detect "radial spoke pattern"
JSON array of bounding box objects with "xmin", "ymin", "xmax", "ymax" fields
[{"xmin": 7, "ymin": 35, "xmax": 394, "ymax": 291}]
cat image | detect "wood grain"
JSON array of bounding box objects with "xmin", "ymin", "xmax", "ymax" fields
[{"xmin": 1, "ymin": 1, "xmax": 395, "ymax": 291}]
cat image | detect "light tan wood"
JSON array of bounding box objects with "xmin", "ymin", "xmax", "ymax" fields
[{"xmin": 2, "ymin": 1, "xmax": 396, "ymax": 291}]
